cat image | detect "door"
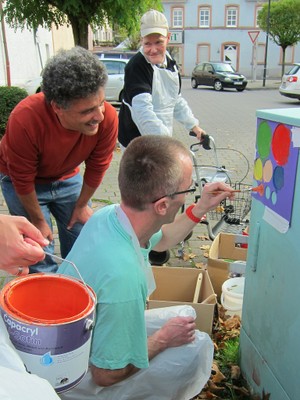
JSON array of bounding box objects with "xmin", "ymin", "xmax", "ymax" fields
[{"xmin": 223, "ymin": 45, "xmax": 237, "ymax": 70}]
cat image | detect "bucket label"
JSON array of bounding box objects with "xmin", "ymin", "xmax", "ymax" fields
[
  {"xmin": 1, "ymin": 309, "xmax": 95, "ymax": 393},
  {"xmin": 18, "ymin": 339, "xmax": 91, "ymax": 393},
  {"xmin": 1, "ymin": 310, "xmax": 94, "ymax": 355}
]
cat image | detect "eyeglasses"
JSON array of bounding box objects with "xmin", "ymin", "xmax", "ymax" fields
[{"xmin": 151, "ymin": 186, "xmax": 196, "ymax": 203}]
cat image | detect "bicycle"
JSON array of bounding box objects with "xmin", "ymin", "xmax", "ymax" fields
[{"xmin": 189, "ymin": 132, "xmax": 252, "ymax": 241}]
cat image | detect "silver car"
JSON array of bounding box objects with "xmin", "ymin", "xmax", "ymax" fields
[
  {"xmin": 20, "ymin": 58, "xmax": 128, "ymax": 103},
  {"xmin": 101, "ymin": 58, "xmax": 128, "ymax": 102},
  {"xmin": 279, "ymin": 63, "xmax": 300, "ymax": 100}
]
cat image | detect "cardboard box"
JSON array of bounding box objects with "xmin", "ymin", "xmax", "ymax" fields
[
  {"xmin": 148, "ymin": 267, "xmax": 216, "ymax": 334},
  {"xmin": 207, "ymin": 233, "xmax": 248, "ymax": 299}
]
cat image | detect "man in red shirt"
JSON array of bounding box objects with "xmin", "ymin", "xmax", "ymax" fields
[{"xmin": 0, "ymin": 47, "xmax": 118, "ymax": 272}]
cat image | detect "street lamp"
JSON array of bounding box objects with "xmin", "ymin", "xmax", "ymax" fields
[{"xmin": 262, "ymin": 0, "xmax": 271, "ymax": 87}]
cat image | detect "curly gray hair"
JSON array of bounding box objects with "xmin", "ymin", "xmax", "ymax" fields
[{"xmin": 42, "ymin": 46, "xmax": 108, "ymax": 108}]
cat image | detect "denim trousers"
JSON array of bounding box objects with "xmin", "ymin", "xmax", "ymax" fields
[{"xmin": 0, "ymin": 173, "xmax": 85, "ymax": 273}]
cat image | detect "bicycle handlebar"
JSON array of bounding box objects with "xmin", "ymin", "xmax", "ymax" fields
[{"xmin": 189, "ymin": 131, "xmax": 212, "ymax": 151}]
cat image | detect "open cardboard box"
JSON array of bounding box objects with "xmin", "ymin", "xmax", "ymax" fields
[
  {"xmin": 148, "ymin": 267, "xmax": 216, "ymax": 334},
  {"xmin": 207, "ymin": 233, "xmax": 248, "ymax": 299}
]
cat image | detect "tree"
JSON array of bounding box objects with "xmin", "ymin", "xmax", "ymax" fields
[
  {"xmin": 0, "ymin": 0, "xmax": 162, "ymax": 49},
  {"xmin": 257, "ymin": 0, "xmax": 300, "ymax": 77}
]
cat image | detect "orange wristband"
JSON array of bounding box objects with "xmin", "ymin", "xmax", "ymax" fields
[{"xmin": 185, "ymin": 204, "xmax": 201, "ymax": 223}]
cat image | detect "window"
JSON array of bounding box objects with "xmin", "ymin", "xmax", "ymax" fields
[
  {"xmin": 204, "ymin": 63, "xmax": 213, "ymax": 73},
  {"xmin": 172, "ymin": 7, "xmax": 183, "ymax": 28},
  {"xmin": 199, "ymin": 7, "xmax": 211, "ymax": 28},
  {"xmin": 226, "ymin": 6, "xmax": 238, "ymax": 28},
  {"xmin": 255, "ymin": 6, "xmax": 263, "ymax": 28},
  {"xmin": 102, "ymin": 61, "xmax": 126, "ymax": 74}
]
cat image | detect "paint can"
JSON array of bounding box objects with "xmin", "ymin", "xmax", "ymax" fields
[
  {"xmin": 0, "ymin": 273, "xmax": 96, "ymax": 393},
  {"xmin": 220, "ymin": 277, "xmax": 245, "ymax": 317}
]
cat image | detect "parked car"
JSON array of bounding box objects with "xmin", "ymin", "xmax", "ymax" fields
[
  {"xmin": 100, "ymin": 58, "xmax": 128, "ymax": 102},
  {"xmin": 191, "ymin": 62, "xmax": 247, "ymax": 92},
  {"xmin": 94, "ymin": 50, "xmax": 136, "ymax": 60},
  {"xmin": 279, "ymin": 63, "xmax": 300, "ymax": 100},
  {"xmin": 20, "ymin": 58, "xmax": 128, "ymax": 103}
]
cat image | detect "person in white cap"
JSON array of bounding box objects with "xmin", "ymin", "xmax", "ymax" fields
[{"xmin": 118, "ymin": 9, "xmax": 206, "ymax": 149}]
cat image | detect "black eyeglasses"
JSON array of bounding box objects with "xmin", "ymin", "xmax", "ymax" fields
[{"xmin": 151, "ymin": 187, "xmax": 196, "ymax": 203}]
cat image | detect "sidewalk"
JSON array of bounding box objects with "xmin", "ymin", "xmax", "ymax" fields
[{"xmin": 246, "ymin": 79, "xmax": 280, "ymax": 90}]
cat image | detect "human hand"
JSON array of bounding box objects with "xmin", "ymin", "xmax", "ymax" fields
[
  {"xmin": 156, "ymin": 316, "xmax": 196, "ymax": 348},
  {"xmin": 32, "ymin": 218, "xmax": 53, "ymax": 242},
  {"xmin": 192, "ymin": 182, "xmax": 235, "ymax": 217},
  {"xmin": 0, "ymin": 215, "xmax": 49, "ymax": 275},
  {"xmin": 67, "ymin": 204, "xmax": 93, "ymax": 229},
  {"xmin": 191, "ymin": 126, "xmax": 206, "ymax": 141}
]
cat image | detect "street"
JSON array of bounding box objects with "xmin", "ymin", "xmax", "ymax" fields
[{"xmin": 176, "ymin": 79, "xmax": 300, "ymax": 171}]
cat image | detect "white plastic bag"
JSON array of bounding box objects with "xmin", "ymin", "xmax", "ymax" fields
[{"xmin": 60, "ymin": 305, "xmax": 213, "ymax": 400}]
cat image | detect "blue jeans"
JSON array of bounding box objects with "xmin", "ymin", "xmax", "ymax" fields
[{"xmin": 0, "ymin": 173, "xmax": 86, "ymax": 273}]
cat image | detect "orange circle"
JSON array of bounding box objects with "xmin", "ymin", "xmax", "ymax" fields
[{"xmin": 263, "ymin": 159, "xmax": 273, "ymax": 182}]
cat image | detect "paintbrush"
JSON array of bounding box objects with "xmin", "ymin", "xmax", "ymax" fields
[{"xmin": 209, "ymin": 184, "xmax": 264, "ymax": 195}]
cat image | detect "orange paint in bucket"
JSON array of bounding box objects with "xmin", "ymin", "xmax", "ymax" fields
[{"xmin": 0, "ymin": 273, "xmax": 96, "ymax": 394}]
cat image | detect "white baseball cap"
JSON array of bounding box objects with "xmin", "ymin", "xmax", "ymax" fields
[{"xmin": 140, "ymin": 9, "xmax": 169, "ymax": 38}]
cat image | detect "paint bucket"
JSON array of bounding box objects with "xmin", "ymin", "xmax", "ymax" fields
[
  {"xmin": 0, "ymin": 273, "xmax": 96, "ymax": 393},
  {"xmin": 220, "ymin": 277, "xmax": 245, "ymax": 317}
]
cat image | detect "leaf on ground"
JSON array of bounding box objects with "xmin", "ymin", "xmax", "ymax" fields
[
  {"xmin": 203, "ymin": 252, "xmax": 209, "ymax": 258},
  {"xmin": 197, "ymin": 390, "xmax": 218, "ymax": 399},
  {"xmin": 230, "ymin": 365, "xmax": 241, "ymax": 380},
  {"xmin": 195, "ymin": 262, "xmax": 206, "ymax": 269},
  {"xmin": 183, "ymin": 252, "xmax": 196, "ymax": 261},
  {"xmin": 200, "ymin": 244, "xmax": 211, "ymax": 251},
  {"xmin": 225, "ymin": 382, "xmax": 250, "ymax": 396},
  {"xmin": 223, "ymin": 315, "xmax": 241, "ymax": 331},
  {"xmin": 197, "ymin": 235, "xmax": 210, "ymax": 241},
  {"xmin": 211, "ymin": 362, "xmax": 226, "ymax": 383},
  {"xmin": 208, "ymin": 380, "xmax": 226, "ymax": 391}
]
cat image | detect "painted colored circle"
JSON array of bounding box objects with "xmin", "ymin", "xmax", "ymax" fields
[
  {"xmin": 254, "ymin": 158, "xmax": 263, "ymax": 181},
  {"xmin": 265, "ymin": 185, "xmax": 271, "ymax": 199},
  {"xmin": 271, "ymin": 191, "xmax": 277, "ymax": 205},
  {"xmin": 271, "ymin": 124, "xmax": 290, "ymax": 166},
  {"xmin": 273, "ymin": 166, "xmax": 284, "ymax": 191},
  {"xmin": 263, "ymin": 159, "xmax": 273, "ymax": 182},
  {"xmin": 257, "ymin": 121, "xmax": 272, "ymax": 160}
]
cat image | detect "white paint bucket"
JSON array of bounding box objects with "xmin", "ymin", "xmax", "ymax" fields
[
  {"xmin": 0, "ymin": 273, "xmax": 96, "ymax": 393},
  {"xmin": 221, "ymin": 277, "xmax": 245, "ymax": 317}
]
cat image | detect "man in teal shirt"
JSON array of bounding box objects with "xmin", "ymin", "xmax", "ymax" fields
[{"xmin": 59, "ymin": 135, "xmax": 234, "ymax": 400}]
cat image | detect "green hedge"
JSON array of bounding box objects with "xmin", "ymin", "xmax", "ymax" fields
[{"xmin": 0, "ymin": 86, "xmax": 28, "ymax": 139}]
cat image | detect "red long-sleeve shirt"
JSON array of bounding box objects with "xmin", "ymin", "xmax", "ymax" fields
[{"xmin": 0, "ymin": 93, "xmax": 118, "ymax": 195}]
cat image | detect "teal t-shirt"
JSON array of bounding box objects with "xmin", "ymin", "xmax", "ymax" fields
[{"xmin": 58, "ymin": 204, "xmax": 162, "ymax": 370}]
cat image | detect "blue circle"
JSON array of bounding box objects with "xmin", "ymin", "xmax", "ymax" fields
[{"xmin": 273, "ymin": 166, "xmax": 284, "ymax": 191}]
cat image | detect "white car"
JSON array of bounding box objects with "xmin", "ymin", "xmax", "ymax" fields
[
  {"xmin": 279, "ymin": 63, "xmax": 300, "ymax": 100},
  {"xmin": 20, "ymin": 58, "xmax": 128, "ymax": 103}
]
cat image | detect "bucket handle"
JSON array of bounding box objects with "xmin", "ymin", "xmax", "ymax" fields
[
  {"xmin": 44, "ymin": 251, "xmax": 96, "ymax": 302},
  {"xmin": 220, "ymin": 293, "xmax": 242, "ymax": 312}
]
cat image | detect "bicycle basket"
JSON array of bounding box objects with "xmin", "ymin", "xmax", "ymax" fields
[{"xmin": 208, "ymin": 182, "xmax": 252, "ymax": 225}]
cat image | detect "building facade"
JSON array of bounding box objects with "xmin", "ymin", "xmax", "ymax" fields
[{"xmin": 163, "ymin": 0, "xmax": 300, "ymax": 79}]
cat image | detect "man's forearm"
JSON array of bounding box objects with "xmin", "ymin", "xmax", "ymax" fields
[
  {"xmin": 75, "ymin": 181, "xmax": 97, "ymax": 208},
  {"xmin": 17, "ymin": 192, "xmax": 45, "ymax": 224}
]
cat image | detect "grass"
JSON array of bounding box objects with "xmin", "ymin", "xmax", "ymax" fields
[{"xmin": 215, "ymin": 336, "xmax": 240, "ymax": 372}]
